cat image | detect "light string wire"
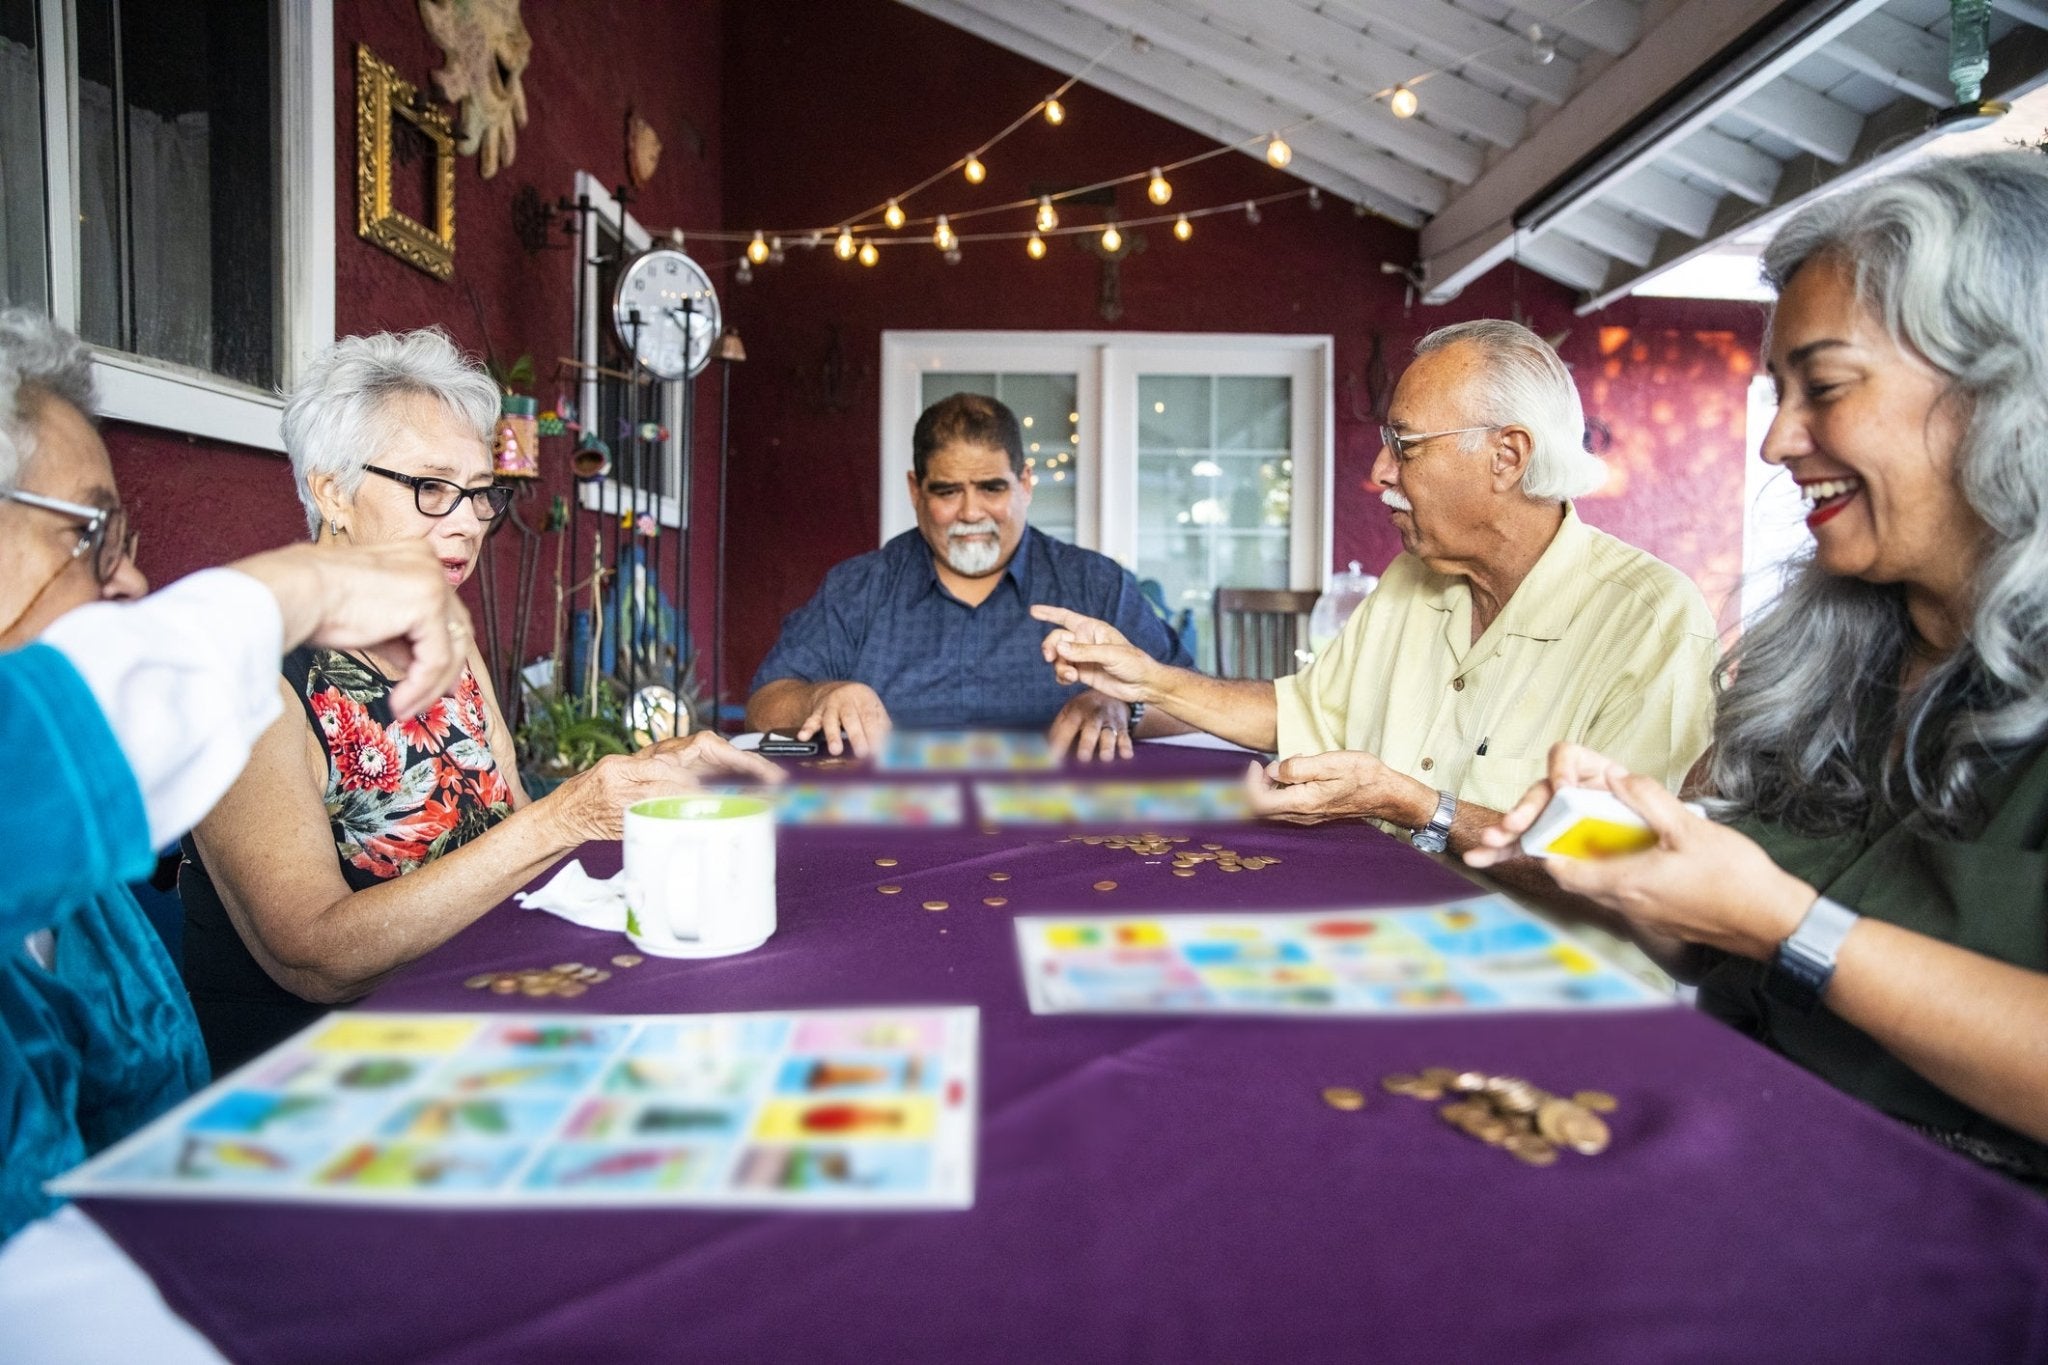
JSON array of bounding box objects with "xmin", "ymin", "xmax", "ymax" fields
[{"xmin": 668, "ymin": 0, "xmax": 1607, "ymax": 253}]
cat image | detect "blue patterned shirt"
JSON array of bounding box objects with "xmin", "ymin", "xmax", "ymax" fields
[{"xmin": 752, "ymin": 527, "xmax": 1192, "ymax": 729}]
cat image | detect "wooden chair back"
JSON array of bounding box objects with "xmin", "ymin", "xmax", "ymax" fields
[{"xmin": 1211, "ymin": 588, "xmax": 1320, "ymax": 680}]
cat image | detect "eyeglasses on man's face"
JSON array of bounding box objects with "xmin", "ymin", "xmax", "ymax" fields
[
  {"xmin": 4, "ymin": 489, "xmax": 138, "ymax": 585},
  {"xmin": 1378, "ymin": 423, "xmax": 1501, "ymax": 463},
  {"xmin": 363, "ymin": 465, "xmax": 513, "ymax": 521}
]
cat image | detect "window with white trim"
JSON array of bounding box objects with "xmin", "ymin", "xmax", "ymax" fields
[
  {"xmin": 571, "ymin": 171, "xmax": 684, "ymax": 528},
  {"xmin": 882, "ymin": 331, "xmax": 1332, "ymax": 671},
  {"xmin": 1, "ymin": 0, "xmax": 333, "ymax": 451}
]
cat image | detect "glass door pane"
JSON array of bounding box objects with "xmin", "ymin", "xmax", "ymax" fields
[
  {"xmin": 0, "ymin": 0, "xmax": 49, "ymax": 311},
  {"xmin": 920, "ymin": 370, "xmax": 1080, "ymax": 544},
  {"xmin": 1135, "ymin": 373, "xmax": 1294, "ymax": 672}
]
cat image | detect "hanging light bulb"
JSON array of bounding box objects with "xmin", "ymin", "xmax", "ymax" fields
[
  {"xmin": 1027, "ymin": 233, "xmax": 1047, "ymax": 260},
  {"xmin": 834, "ymin": 228, "xmax": 856, "ymax": 260},
  {"xmin": 735, "ymin": 257, "xmax": 754, "ymax": 284},
  {"xmin": 884, "ymin": 199, "xmax": 906, "ymax": 230},
  {"xmin": 1036, "ymin": 196, "xmax": 1059, "ymax": 232},
  {"xmin": 1173, "ymin": 213, "xmax": 1192, "ymax": 242},
  {"xmin": 1389, "ymin": 85, "xmax": 1419, "ymax": 119},
  {"xmin": 1244, "ymin": 200, "xmax": 1262, "ymax": 225},
  {"xmin": 964, "ymin": 156, "xmax": 987, "ymax": 184},
  {"xmin": 934, "ymin": 215, "xmax": 955, "ymax": 252},
  {"xmin": 1100, "ymin": 223, "xmax": 1122, "ymax": 253},
  {"xmin": 1146, "ymin": 168, "xmax": 1172, "ymax": 206},
  {"xmin": 1043, "ymin": 97, "xmax": 1065, "ymax": 125},
  {"xmin": 1524, "ymin": 23, "xmax": 1557, "ymax": 66},
  {"xmin": 1266, "ymin": 136, "xmax": 1292, "ymax": 169},
  {"xmin": 859, "ymin": 240, "xmax": 879, "ymax": 267},
  {"xmin": 943, "ymin": 245, "xmax": 963, "ymax": 265},
  {"xmin": 746, "ymin": 231, "xmax": 770, "ymax": 265},
  {"xmin": 1307, "ymin": 187, "xmax": 1322, "ymax": 211},
  {"xmin": 768, "ymin": 235, "xmax": 786, "ymax": 264}
]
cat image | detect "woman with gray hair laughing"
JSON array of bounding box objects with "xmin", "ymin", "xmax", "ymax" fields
[
  {"xmin": 179, "ymin": 329, "xmax": 781, "ymax": 1072},
  {"xmin": 1468, "ymin": 150, "xmax": 2048, "ymax": 1186}
]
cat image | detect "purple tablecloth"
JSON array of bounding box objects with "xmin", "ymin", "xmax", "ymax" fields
[{"xmin": 86, "ymin": 745, "xmax": 2048, "ymax": 1363}]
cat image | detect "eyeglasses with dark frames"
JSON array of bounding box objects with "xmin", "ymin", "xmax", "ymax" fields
[
  {"xmin": 1378, "ymin": 423, "xmax": 1501, "ymax": 463},
  {"xmin": 363, "ymin": 465, "xmax": 513, "ymax": 521},
  {"xmin": 4, "ymin": 489, "xmax": 138, "ymax": 585}
]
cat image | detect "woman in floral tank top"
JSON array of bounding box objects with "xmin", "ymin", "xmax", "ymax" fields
[{"xmin": 178, "ymin": 331, "xmax": 778, "ymax": 1072}]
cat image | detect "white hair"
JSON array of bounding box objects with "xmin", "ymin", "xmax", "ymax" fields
[
  {"xmin": 0, "ymin": 309, "xmax": 97, "ymax": 495},
  {"xmin": 281, "ymin": 328, "xmax": 501, "ymax": 536},
  {"xmin": 1709, "ymin": 151, "xmax": 2048, "ymax": 835},
  {"xmin": 1413, "ymin": 319, "xmax": 1605, "ymax": 500}
]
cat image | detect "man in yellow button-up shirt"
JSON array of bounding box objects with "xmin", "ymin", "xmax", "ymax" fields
[{"xmin": 1033, "ymin": 319, "xmax": 1720, "ymax": 856}]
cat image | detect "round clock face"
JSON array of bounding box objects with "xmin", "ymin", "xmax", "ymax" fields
[{"xmin": 611, "ymin": 248, "xmax": 720, "ymax": 380}]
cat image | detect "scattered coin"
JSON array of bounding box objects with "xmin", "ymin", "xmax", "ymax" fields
[
  {"xmin": 611, "ymin": 953, "xmax": 643, "ymax": 968},
  {"xmin": 922, "ymin": 900, "xmax": 949, "ymax": 911},
  {"xmin": 489, "ymin": 978, "xmax": 519, "ymax": 995},
  {"xmin": 1172, "ymin": 868, "xmax": 1197, "ymax": 878},
  {"xmin": 1092, "ymin": 880, "xmax": 1118, "ymax": 892},
  {"xmin": 874, "ymin": 857, "xmax": 899, "ymax": 867},
  {"xmin": 552, "ymin": 963, "xmax": 583, "ymax": 974},
  {"xmin": 1387, "ymin": 1068, "xmax": 1620, "ymax": 1166},
  {"xmin": 983, "ymin": 897, "xmax": 1008, "ymax": 907},
  {"xmin": 463, "ymin": 974, "xmax": 494, "ymax": 990},
  {"xmin": 1321, "ymin": 1086, "xmax": 1367, "ymax": 1112},
  {"xmin": 877, "ymin": 884, "xmax": 903, "ymax": 895},
  {"xmin": 988, "ymin": 872, "xmax": 1011, "ymax": 882},
  {"xmin": 556, "ymin": 981, "xmax": 588, "ymax": 998},
  {"xmin": 1573, "ymin": 1090, "xmax": 1618, "ymax": 1113}
]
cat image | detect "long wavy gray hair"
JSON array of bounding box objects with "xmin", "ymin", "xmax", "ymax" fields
[{"xmin": 1706, "ymin": 151, "xmax": 2048, "ymax": 835}]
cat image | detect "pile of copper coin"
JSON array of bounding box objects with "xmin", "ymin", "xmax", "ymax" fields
[
  {"xmin": 463, "ymin": 954, "xmax": 643, "ymax": 999},
  {"xmin": 1061, "ymin": 833, "xmax": 1281, "ymax": 877},
  {"xmin": 1379, "ymin": 1068, "xmax": 1616, "ymax": 1166}
]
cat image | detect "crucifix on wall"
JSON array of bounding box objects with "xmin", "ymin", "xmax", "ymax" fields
[{"xmin": 1080, "ymin": 222, "xmax": 1146, "ymax": 322}]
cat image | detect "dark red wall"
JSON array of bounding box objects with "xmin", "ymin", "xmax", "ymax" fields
[
  {"xmin": 108, "ymin": 0, "xmax": 726, "ymax": 701},
  {"xmin": 717, "ymin": 0, "xmax": 1763, "ymax": 695},
  {"xmin": 104, "ymin": 0, "xmax": 1761, "ymax": 722}
]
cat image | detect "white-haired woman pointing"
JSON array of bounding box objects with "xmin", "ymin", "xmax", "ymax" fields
[
  {"xmin": 181, "ymin": 329, "xmax": 779, "ymax": 1071},
  {"xmin": 1470, "ymin": 151, "xmax": 2048, "ymax": 1186}
]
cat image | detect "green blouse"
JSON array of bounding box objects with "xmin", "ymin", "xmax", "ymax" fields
[{"xmin": 1698, "ymin": 742, "xmax": 2048, "ymax": 1185}]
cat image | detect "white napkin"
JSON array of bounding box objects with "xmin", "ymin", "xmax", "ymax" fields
[{"xmin": 514, "ymin": 859, "xmax": 630, "ymax": 932}]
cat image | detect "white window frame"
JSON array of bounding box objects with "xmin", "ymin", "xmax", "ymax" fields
[
  {"xmin": 571, "ymin": 170, "xmax": 683, "ymax": 528},
  {"xmin": 880, "ymin": 330, "xmax": 1333, "ymax": 593},
  {"xmin": 30, "ymin": 0, "xmax": 334, "ymax": 452}
]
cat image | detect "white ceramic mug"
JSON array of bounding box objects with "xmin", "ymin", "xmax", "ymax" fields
[{"xmin": 621, "ymin": 794, "xmax": 776, "ymax": 958}]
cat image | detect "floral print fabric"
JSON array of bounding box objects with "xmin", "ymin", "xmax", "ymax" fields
[{"xmin": 300, "ymin": 650, "xmax": 511, "ymax": 880}]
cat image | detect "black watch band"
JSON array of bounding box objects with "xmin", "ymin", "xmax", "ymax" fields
[
  {"xmin": 1126, "ymin": 700, "xmax": 1145, "ymax": 732},
  {"xmin": 1763, "ymin": 896, "xmax": 1860, "ymax": 1014}
]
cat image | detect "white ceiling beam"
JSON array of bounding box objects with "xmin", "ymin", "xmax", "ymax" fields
[
  {"xmin": 1600, "ymin": 165, "xmax": 1719, "ymax": 237},
  {"xmin": 1515, "ymin": 232, "xmax": 1612, "ymax": 292},
  {"xmin": 1831, "ymin": 11, "xmax": 1954, "ymax": 108},
  {"xmin": 1303, "ymin": 0, "xmax": 1579, "ymax": 106},
  {"xmin": 1720, "ymin": 78, "xmax": 1861, "ymax": 164},
  {"xmin": 1505, "ymin": 0, "xmax": 1641, "ymax": 56},
  {"xmin": 1992, "ymin": 0, "xmax": 2048, "ymax": 31},
  {"xmin": 896, "ymin": 0, "xmax": 1429, "ymax": 225},
  {"xmin": 1063, "ymin": 0, "xmax": 1486, "ymax": 181},
  {"xmin": 1161, "ymin": 0, "xmax": 1532, "ymax": 148},
  {"xmin": 1417, "ymin": 0, "xmax": 1786, "ymax": 302},
  {"xmin": 1660, "ymin": 126, "xmax": 1781, "ymax": 205},
  {"xmin": 1547, "ymin": 202, "xmax": 1660, "ymax": 267},
  {"xmin": 954, "ymin": 0, "xmax": 1454, "ymax": 213}
]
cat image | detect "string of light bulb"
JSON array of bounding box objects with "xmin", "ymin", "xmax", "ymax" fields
[{"xmin": 686, "ymin": 0, "xmax": 1605, "ymax": 261}]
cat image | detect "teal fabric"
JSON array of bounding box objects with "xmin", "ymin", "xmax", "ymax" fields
[{"xmin": 1, "ymin": 644, "xmax": 209, "ymax": 1238}]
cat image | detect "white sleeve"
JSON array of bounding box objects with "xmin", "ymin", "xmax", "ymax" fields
[{"xmin": 38, "ymin": 568, "xmax": 285, "ymax": 849}]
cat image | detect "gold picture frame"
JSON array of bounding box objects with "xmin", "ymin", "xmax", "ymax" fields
[{"xmin": 355, "ymin": 45, "xmax": 456, "ymax": 280}]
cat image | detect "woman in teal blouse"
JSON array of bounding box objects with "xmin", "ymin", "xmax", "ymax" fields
[{"xmin": 1470, "ymin": 152, "xmax": 2048, "ymax": 1185}]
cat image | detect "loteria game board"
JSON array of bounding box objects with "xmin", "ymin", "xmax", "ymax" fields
[
  {"xmin": 53, "ymin": 1008, "xmax": 979, "ymax": 1210},
  {"xmin": 710, "ymin": 781, "xmax": 966, "ymax": 828},
  {"xmin": 974, "ymin": 778, "xmax": 1252, "ymax": 826},
  {"xmin": 1014, "ymin": 897, "xmax": 1671, "ymax": 1016},
  {"xmin": 878, "ymin": 730, "xmax": 1060, "ymax": 773}
]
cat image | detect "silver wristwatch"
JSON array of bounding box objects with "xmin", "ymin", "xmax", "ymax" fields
[
  {"xmin": 1764, "ymin": 896, "xmax": 1861, "ymax": 1013},
  {"xmin": 1410, "ymin": 790, "xmax": 1457, "ymax": 854}
]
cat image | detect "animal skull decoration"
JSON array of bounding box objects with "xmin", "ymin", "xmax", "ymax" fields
[{"xmin": 419, "ymin": 0, "xmax": 531, "ymax": 180}]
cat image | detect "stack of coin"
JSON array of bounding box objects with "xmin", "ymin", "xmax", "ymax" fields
[
  {"xmin": 463, "ymin": 957, "xmax": 637, "ymax": 999},
  {"xmin": 1380, "ymin": 1068, "xmax": 1616, "ymax": 1166},
  {"xmin": 1168, "ymin": 847, "xmax": 1281, "ymax": 875}
]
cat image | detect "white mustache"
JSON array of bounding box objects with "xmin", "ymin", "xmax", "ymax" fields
[
  {"xmin": 949, "ymin": 520, "xmax": 998, "ymax": 538},
  {"xmin": 1380, "ymin": 488, "xmax": 1413, "ymax": 513}
]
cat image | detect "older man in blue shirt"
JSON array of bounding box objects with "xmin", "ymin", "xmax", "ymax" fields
[{"xmin": 746, "ymin": 393, "xmax": 1191, "ymax": 760}]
